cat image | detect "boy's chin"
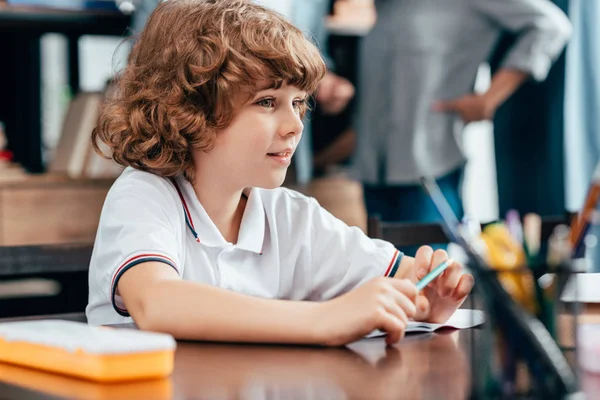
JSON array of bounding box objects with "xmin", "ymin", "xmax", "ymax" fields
[{"xmin": 255, "ymin": 171, "xmax": 288, "ymax": 190}]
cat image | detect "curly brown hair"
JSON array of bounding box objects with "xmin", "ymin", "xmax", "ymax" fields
[{"xmin": 92, "ymin": 0, "xmax": 327, "ymax": 180}]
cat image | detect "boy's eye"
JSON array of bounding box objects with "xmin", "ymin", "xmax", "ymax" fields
[
  {"xmin": 293, "ymin": 99, "xmax": 307, "ymax": 110},
  {"xmin": 256, "ymin": 98, "xmax": 275, "ymax": 108}
]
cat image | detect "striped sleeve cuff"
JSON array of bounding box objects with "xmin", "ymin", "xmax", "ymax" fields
[
  {"xmin": 111, "ymin": 253, "xmax": 179, "ymax": 317},
  {"xmin": 384, "ymin": 249, "xmax": 402, "ymax": 277}
]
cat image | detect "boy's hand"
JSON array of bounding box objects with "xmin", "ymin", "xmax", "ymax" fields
[
  {"xmin": 316, "ymin": 277, "xmax": 423, "ymax": 346},
  {"xmin": 413, "ymin": 246, "xmax": 474, "ymax": 324}
]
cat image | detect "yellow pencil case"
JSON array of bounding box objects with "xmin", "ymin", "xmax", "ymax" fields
[{"xmin": 0, "ymin": 320, "xmax": 176, "ymax": 382}]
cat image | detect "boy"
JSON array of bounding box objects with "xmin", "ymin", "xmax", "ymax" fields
[{"xmin": 87, "ymin": 0, "xmax": 473, "ymax": 346}]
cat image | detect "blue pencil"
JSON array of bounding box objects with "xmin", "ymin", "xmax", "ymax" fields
[{"xmin": 416, "ymin": 259, "xmax": 454, "ymax": 291}]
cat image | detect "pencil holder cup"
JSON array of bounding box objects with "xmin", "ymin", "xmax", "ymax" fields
[{"xmin": 467, "ymin": 260, "xmax": 584, "ymax": 398}]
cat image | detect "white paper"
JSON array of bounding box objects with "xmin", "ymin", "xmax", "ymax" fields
[
  {"xmin": 365, "ymin": 309, "xmax": 485, "ymax": 338},
  {"xmin": 561, "ymin": 273, "xmax": 600, "ymax": 303}
]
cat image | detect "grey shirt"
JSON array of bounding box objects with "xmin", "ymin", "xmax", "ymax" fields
[{"xmin": 351, "ymin": 0, "xmax": 572, "ymax": 185}]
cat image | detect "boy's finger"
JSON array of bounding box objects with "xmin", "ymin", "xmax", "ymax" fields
[
  {"xmin": 384, "ymin": 300, "xmax": 410, "ymax": 326},
  {"xmin": 416, "ymin": 294, "xmax": 430, "ymax": 317},
  {"xmin": 438, "ymin": 262, "xmax": 462, "ymax": 298},
  {"xmin": 427, "ymin": 249, "xmax": 449, "ymax": 287},
  {"xmin": 390, "ymin": 278, "xmax": 418, "ymax": 303},
  {"xmin": 415, "ymin": 246, "xmax": 434, "ymax": 279},
  {"xmin": 451, "ymin": 274, "xmax": 475, "ymax": 302},
  {"xmin": 431, "ymin": 249, "xmax": 449, "ymax": 267},
  {"xmin": 381, "ymin": 313, "xmax": 406, "ymax": 345}
]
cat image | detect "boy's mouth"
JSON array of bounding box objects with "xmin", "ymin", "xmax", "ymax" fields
[
  {"xmin": 266, "ymin": 150, "xmax": 294, "ymax": 166},
  {"xmin": 267, "ymin": 151, "xmax": 292, "ymax": 157}
]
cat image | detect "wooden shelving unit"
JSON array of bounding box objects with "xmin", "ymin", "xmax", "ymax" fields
[{"xmin": 0, "ymin": 169, "xmax": 113, "ymax": 246}]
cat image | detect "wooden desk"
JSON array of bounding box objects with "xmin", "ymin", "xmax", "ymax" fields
[
  {"xmin": 0, "ymin": 329, "xmax": 473, "ymax": 400},
  {"xmin": 0, "ymin": 325, "xmax": 596, "ymax": 399},
  {"xmin": 0, "ymin": 5, "xmax": 130, "ymax": 173}
]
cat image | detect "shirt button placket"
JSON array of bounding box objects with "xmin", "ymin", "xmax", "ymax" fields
[{"xmin": 217, "ymin": 245, "xmax": 234, "ymax": 291}]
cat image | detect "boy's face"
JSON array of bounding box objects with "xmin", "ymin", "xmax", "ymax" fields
[{"xmin": 202, "ymin": 82, "xmax": 306, "ymax": 190}]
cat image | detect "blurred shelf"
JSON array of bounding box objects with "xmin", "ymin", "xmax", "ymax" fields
[
  {"xmin": 0, "ymin": 243, "xmax": 92, "ymax": 276},
  {"xmin": 0, "ymin": 4, "xmax": 131, "ymax": 173},
  {"xmin": 0, "ymin": 4, "xmax": 130, "ymax": 34},
  {"xmin": 0, "ymin": 166, "xmax": 115, "ymax": 188}
]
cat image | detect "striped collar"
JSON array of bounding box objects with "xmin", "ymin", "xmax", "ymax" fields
[
  {"xmin": 171, "ymin": 178, "xmax": 200, "ymax": 242},
  {"xmin": 170, "ymin": 177, "xmax": 266, "ymax": 254}
]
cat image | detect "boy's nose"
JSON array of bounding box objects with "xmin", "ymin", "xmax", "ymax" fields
[{"xmin": 279, "ymin": 112, "xmax": 304, "ymax": 137}]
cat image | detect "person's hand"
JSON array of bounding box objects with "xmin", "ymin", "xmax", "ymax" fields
[
  {"xmin": 413, "ymin": 247, "xmax": 474, "ymax": 324},
  {"xmin": 315, "ymin": 277, "xmax": 424, "ymax": 346},
  {"xmin": 432, "ymin": 93, "xmax": 496, "ymax": 123},
  {"xmin": 316, "ymin": 72, "xmax": 355, "ymax": 115}
]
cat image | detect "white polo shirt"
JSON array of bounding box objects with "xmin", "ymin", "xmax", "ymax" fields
[{"xmin": 86, "ymin": 168, "xmax": 402, "ymax": 325}]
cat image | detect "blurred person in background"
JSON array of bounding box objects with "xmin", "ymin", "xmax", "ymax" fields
[{"xmin": 351, "ymin": 0, "xmax": 571, "ymax": 241}]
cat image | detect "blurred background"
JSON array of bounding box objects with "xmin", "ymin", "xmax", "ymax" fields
[{"xmin": 0, "ymin": 0, "xmax": 598, "ymax": 317}]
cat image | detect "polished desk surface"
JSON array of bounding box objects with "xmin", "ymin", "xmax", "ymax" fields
[
  {"xmin": 0, "ymin": 329, "xmax": 473, "ymax": 400},
  {"xmin": 0, "ymin": 322, "xmax": 598, "ymax": 400},
  {"xmin": 0, "ymin": 244, "xmax": 599, "ymax": 398}
]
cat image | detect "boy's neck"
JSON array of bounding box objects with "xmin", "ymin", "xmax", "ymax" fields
[{"xmin": 190, "ymin": 175, "xmax": 247, "ymax": 245}]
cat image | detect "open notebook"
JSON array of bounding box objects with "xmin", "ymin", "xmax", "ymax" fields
[{"xmin": 366, "ymin": 309, "xmax": 485, "ymax": 338}]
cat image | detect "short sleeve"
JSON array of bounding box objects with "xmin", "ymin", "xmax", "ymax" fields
[
  {"xmin": 307, "ymin": 198, "xmax": 402, "ymax": 301},
  {"xmin": 89, "ymin": 174, "xmax": 182, "ymax": 317},
  {"xmin": 472, "ymin": 0, "xmax": 572, "ymax": 81}
]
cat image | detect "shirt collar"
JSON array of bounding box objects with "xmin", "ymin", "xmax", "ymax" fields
[
  {"xmin": 174, "ymin": 178, "xmax": 265, "ymax": 254},
  {"xmin": 236, "ymin": 188, "xmax": 266, "ymax": 254}
]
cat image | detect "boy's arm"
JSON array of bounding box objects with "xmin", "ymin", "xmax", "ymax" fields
[
  {"xmin": 118, "ymin": 262, "xmax": 323, "ymax": 344},
  {"xmin": 119, "ymin": 261, "xmax": 421, "ymax": 346}
]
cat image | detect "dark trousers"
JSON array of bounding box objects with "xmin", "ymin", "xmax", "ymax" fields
[{"xmin": 364, "ymin": 168, "xmax": 464, "ymax": 256}]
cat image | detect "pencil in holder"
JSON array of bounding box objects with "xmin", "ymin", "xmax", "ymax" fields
[{"xmin": 471, "ymin": 260, "xmax": 583, "ymax": 398}]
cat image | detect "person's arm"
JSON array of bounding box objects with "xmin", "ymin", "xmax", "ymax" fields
[
  {"xmin": 119, "ymin": 262, "xmax": 323, "ymax": 344},
  {"xmin": 434, "ymin": 0, "xmax": 571, "ymax": 123},
  {"xmin": 313, "ymin": 128, "xmax": 356, "ymax": 169},
  {"xmin": 482, "ymin": 68, "xmax": 529, "ymax": 112},
  {"xmin": 119, "ymin": 260, "xmax": 420, "ymax": 346},
  {"xmin": 433, "ymin": 69, "xmax": 529, "ymax": 123},
  {"xmin": 473, "ymin": 0, "xmax": 572, "ymax": 82}
]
